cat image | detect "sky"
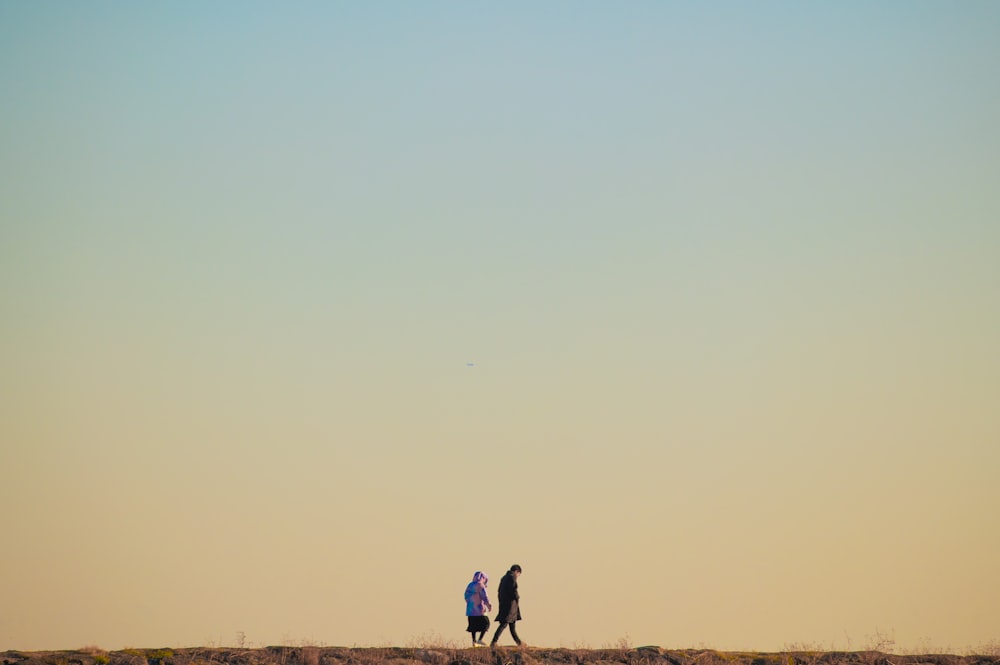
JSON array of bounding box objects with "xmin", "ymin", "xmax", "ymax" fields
[{"xmin": 1, "ymin": 0, "xmax": 999, "ymax": 654}]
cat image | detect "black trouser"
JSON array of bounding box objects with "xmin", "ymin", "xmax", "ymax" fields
[{"xmin": 490, "ymin": 621, "xmax": 521, "ymax": 645}]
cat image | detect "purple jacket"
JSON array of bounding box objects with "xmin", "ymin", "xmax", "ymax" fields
[{"xmin": 464, "ymin": 571, "xmax": 492, "ymax": 616}]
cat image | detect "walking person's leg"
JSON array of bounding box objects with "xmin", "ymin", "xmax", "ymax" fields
[
  {"xmin": 490, "ymin": 622, "xmax": 508, "ymax": 646},
  {"xmin": 508, "ymin": 621, "xmax": 521, "ymax": 646},
  {"xmin": 471, "ymin": 617, "xmax": 489, "ymax": 646}
]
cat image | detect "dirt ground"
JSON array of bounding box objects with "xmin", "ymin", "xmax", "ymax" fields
[{"xmin": 3, "ymin": 645, "xmax": 998, "ymax": 665}]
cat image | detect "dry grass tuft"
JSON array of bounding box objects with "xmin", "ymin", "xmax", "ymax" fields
[{"xmin": 967, "ymin": 642, "xmax": 1000, "ymax": 658}]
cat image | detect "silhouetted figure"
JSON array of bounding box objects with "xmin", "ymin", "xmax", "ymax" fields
[{"xmin": 490, "ymin": 564, "xmax": 523, "ymax": 648}]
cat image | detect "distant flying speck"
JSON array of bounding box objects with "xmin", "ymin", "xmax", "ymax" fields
[{"xmin": 466, "ymin": 362, "xmax": 476, "ymax": 367}]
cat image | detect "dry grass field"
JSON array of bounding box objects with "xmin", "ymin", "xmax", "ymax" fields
[{"xmin": 3, "ymin": 645, "xmax": 999, "ymax": 665}]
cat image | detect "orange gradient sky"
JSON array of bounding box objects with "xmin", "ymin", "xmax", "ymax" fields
[{"xmin": 1, "ymin": 1, "xmax": 998, "ymax": 654}]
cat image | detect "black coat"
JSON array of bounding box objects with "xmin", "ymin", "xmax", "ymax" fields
[{"xmin": 495, "ymin": 571, "xmax": 521, "ymax": 623}]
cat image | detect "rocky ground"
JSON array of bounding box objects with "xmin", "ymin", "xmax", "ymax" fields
[{"xmin": 2, "ymin": 646, "xmax": 998, "ymax": 665}]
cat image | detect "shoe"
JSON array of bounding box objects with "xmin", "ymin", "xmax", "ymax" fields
[{"xmin": 473, "ymin": 643, "xmax": 485, "ymax": 648}]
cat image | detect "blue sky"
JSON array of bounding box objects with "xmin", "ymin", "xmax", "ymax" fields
[{"xmin": 2, "ymin": 1, "xmax": 999, "ymax": 652}]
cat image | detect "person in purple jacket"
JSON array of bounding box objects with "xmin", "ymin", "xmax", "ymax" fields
[{"xmin": 464, "ymin": 571, "xmax": 493, "ymax": 647}]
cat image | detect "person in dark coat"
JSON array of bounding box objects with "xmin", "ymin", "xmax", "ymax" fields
[{"xmin": 490, "ymin": 564, "xmax": 523, "ymax": 648}]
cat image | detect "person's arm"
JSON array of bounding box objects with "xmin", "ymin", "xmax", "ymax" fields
[{"xmin": 499, "ymin": 575, "xmax": 512, "ymax": 598}]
